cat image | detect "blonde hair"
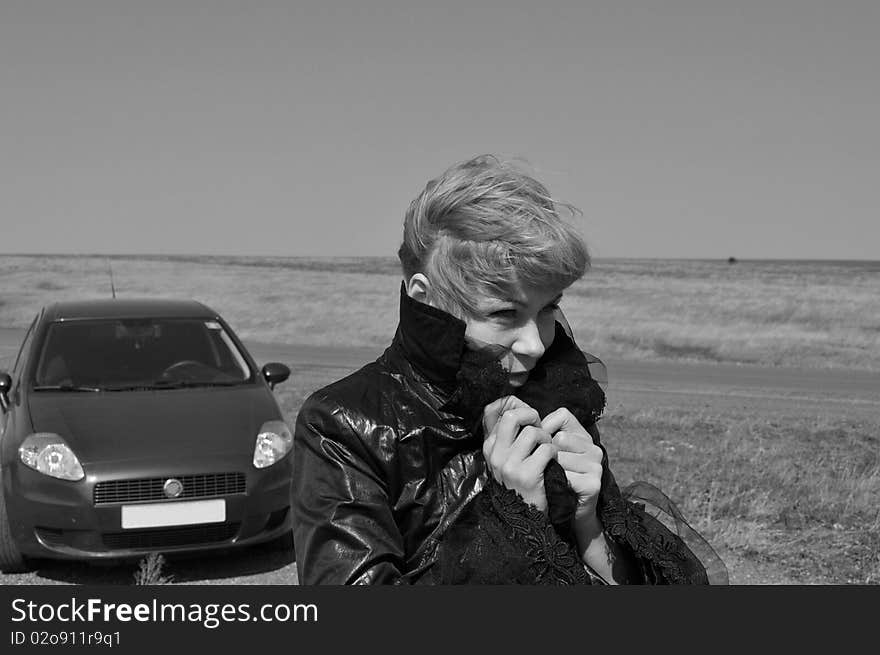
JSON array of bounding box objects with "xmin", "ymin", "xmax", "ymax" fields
[{"xmin": 398, "ymin": 155, "xmax": 590, "ymax": 317}]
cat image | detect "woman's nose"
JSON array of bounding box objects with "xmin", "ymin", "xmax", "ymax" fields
[{"xmin": 511, "ymin": 320, "xmax": 546, "ymax": 360}]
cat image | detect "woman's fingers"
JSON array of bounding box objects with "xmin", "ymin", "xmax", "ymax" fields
[
  {"xmin": 555, "ymin": 447, "xmax": 604, "ymax": 522},
  {"xmin": 540, "ymin": 407, "xmax": 588, "ymax": 437},
  {"xmin": 543, "ymin": 409, "xmax": 600, "ymax": 460},
  {"xmin": 482, "ymin": 433, "xmax": 496, "ymax": 461},
  {"xmin": 551, "ymin": 429, "xmax": 585, "ymax": 451},
  {"xmin": 482, "ymin": 396, "xmax": 536, "ymax": 436},
  {"xmin": 506, "ymin": 426, "xmax": 552, "ymax": 463},
  {"xmin": 552, "ymin": 430, "xmax": 602, "ymax": 458},
  {"xmin": 489, "ymin": 406, "xmax": 541, "ymax": 449},
  {"xmin": 500, "ymin": 443, "xmax": 558, "ymax": 507},
  {"xmin": 488, "ymin": 423, "xmax": 548, "ymax": 471},
  {"xmin": 562, "ymin": 470, "xmax": 602, "ymax": 499},
  {"xmin": 501, "ymin": 438, "xmax": 556, "ymax": 482},
  {"xmin": 523, "ymin": 443, "xmax": 558, "ymax": 476},
  {"xmin": 557, "ymin": 450, "xmax": 603, "ymax": 474}
]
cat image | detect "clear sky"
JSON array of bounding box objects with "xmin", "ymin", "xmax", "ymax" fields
[{"xmin": 1, "ymin": 0, "xmax": 877, "ymax": 259}]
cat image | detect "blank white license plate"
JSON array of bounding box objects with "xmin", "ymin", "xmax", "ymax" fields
[{"xmin": 121, "ymin": 499, "xmax": 226, "ymax": 529}]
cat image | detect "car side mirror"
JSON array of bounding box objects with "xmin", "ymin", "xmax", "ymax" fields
[
  {"xmin": 261, "ymin": 363, "xmax": 290, "ymax": 390},
  {"xmin": 0, "ymin": 372, "xmax": 11, "ymax": 411}
]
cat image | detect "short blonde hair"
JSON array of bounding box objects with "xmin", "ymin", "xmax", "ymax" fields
[{"xmin": 398, "ymin": 155, "xmax": 590, "ymax": 317}]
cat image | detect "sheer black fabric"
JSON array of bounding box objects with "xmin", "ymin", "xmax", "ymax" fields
[{"xmin": 618, "ymin": 481, "xmax": 729, "ymax": 585}]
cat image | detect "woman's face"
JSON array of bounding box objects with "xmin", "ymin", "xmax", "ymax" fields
[{"xmin": 464, "ymin": 284, "xmax": 563, "ymax": 387}]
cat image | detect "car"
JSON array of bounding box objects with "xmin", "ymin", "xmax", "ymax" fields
[{"xmin": 0, "ymin": 298, "xmax": 293, "ymax": 572}]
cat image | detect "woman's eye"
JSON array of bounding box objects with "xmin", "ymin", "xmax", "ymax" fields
[{"xmin": 489, "ymin": 309, "xmax": 517, "ymax": 319}]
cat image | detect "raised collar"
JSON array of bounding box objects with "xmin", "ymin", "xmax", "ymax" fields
[
  {"xmin": 388, "ymin": 282, "xmax": 467, "ymax": 387},
  {"xmin": 386, "ymin": 282, "xmax": 607, "ymax": 424}
]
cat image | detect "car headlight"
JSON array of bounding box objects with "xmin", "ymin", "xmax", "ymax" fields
[
  {"xmin": 19, "ymin": 433, "xmax": 85, "ymax": 481},
  {"xmin": 253, "ymin": 420, "xmax": 293, "ymax": 469}
]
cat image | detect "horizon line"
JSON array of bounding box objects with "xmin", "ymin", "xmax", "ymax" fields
[{"xmin": 1, "ymin": 252, "xmax": 878, "ymax": 264}]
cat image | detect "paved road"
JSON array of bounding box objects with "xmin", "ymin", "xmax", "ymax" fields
[
  {"xmin": 3, "ymin": 328, "xmax": 879, "ymax": 420},
  {"xmin": 244, "ymin": 339, "xmax": 880, "ymax": 419}
]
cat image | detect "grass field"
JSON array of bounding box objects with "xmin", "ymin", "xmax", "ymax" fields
[
  {"xmin": 1, "ymin": 254, "xmax": 878, "ymax": 584},
  {"xmin": 1, "ymin": 254, "xmax": 878, "ymax": 370},
  {"xmin": 600, "ymin": 406, "xmax": 879, "ymax": 584}
]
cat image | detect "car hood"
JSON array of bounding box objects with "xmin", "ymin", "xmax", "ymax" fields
[{"xmin": 26, "ymin": 386, "xmax": 282, "ymax": 464}]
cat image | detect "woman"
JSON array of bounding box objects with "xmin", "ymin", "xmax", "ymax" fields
[{"xmin": 291, "ymin": 155, "xmax": 726, "ymax": 585}]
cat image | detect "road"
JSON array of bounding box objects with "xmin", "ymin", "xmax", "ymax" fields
[
  {"xmin": 3, "ymin": 326, "xmax": 878, "ymax": 419},
  {"xmin": 245, "ymin": 339, "xmax": 880, "ymax": 420}
]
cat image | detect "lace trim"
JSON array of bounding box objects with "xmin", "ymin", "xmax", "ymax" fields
[
  {"xmin": 484, "ymin": 479, "xmax": 590, "ymax": 585},
  {"xmin": 598, "ymin": 494, "xmax": 709, "ymax": 584}
]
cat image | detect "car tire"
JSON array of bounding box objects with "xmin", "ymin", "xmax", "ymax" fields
[{"xmin": 0, "ymin": 474, "xmax": 31, "ymax": 573}]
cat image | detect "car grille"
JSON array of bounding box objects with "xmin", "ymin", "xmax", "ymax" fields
[
  {"xmin": 93, "ymin": 473, "xmax": 246, "ymax": 505},
  {"xmin": 102, "ymin": 523, "xmax": 240, "ymax": 550}
]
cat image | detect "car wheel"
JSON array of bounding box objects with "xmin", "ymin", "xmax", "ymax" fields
[{"xmin": 0, "ymin": 475, "xmax": 30, "ymax": 573}]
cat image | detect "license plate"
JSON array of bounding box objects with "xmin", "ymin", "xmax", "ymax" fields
[{"xmin": 121, "ymin": 499, "xmax": 226, "ymax": 529}]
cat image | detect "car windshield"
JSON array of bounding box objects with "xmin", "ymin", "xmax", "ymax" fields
[{"xmin": 32, "ymin": 318, "xmax": 253, "ymax": 391}]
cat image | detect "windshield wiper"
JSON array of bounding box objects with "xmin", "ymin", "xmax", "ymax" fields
[
  {"xmin": 102, "ymin": 380, "xmax": 246, "ymax": 391},
  {"xmin": 100, "ymin": 384, "xmax": 163, "ymax": 392},
  {"xmin": 33, "ymin": 384, "xmax": 102, "ymax": 392},
  {"xmin": 153, "ymin": 380, "xmax": 246, "ymax": 388}
]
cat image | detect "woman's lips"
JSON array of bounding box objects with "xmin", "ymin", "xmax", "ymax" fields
[{"xmin": 507, "ymin": 371, "xmax": 531, "ymax": 387}]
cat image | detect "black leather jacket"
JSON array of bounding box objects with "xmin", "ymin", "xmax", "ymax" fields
[
  {"xmin": 292, "ymin": 287, "xmax": 488, "ymax": 584},
  {"xmin": 292, "ymin": 286, "xmax": 714, "ymax": 585}
]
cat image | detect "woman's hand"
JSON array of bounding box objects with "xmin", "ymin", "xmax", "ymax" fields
[
  {"xmin": 541, "ymin": 408, "xmax": 640, "ymax": 583},
  {"xmin": 482, "ymin": 396, "xmax": 557, "ymax": 514},
  {"xmin": 541, "ymin": 408, "xmax": 604, "ymax": 523}
]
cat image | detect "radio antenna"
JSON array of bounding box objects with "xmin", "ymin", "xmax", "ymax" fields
[{"xmin": 108, "ymin": 259, "xmax": 117, "ymax": 299}]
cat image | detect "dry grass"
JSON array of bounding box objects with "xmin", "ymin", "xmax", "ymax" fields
[
  {"xmin": 599, "ymin": 404, "xmax": 880, "ymax": 584},
  {"xmin": 132, "ymin": 552, "xmax": 174, "ymax": 585},
  {"xmin": 562, "ymin": 258, "xmax": 880, "ymax": 370},
  {"xmin": 0, "ymin": 254, "xmax": 402, "ymax": 349},
  {"xmin": 1, "ymin": 254, "xmax": 878, "ymax": 371}
]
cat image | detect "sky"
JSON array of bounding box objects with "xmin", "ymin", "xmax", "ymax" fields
[{"xmin": 1, "ymin": 0, "xmax": 877, "ymax": 260}]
